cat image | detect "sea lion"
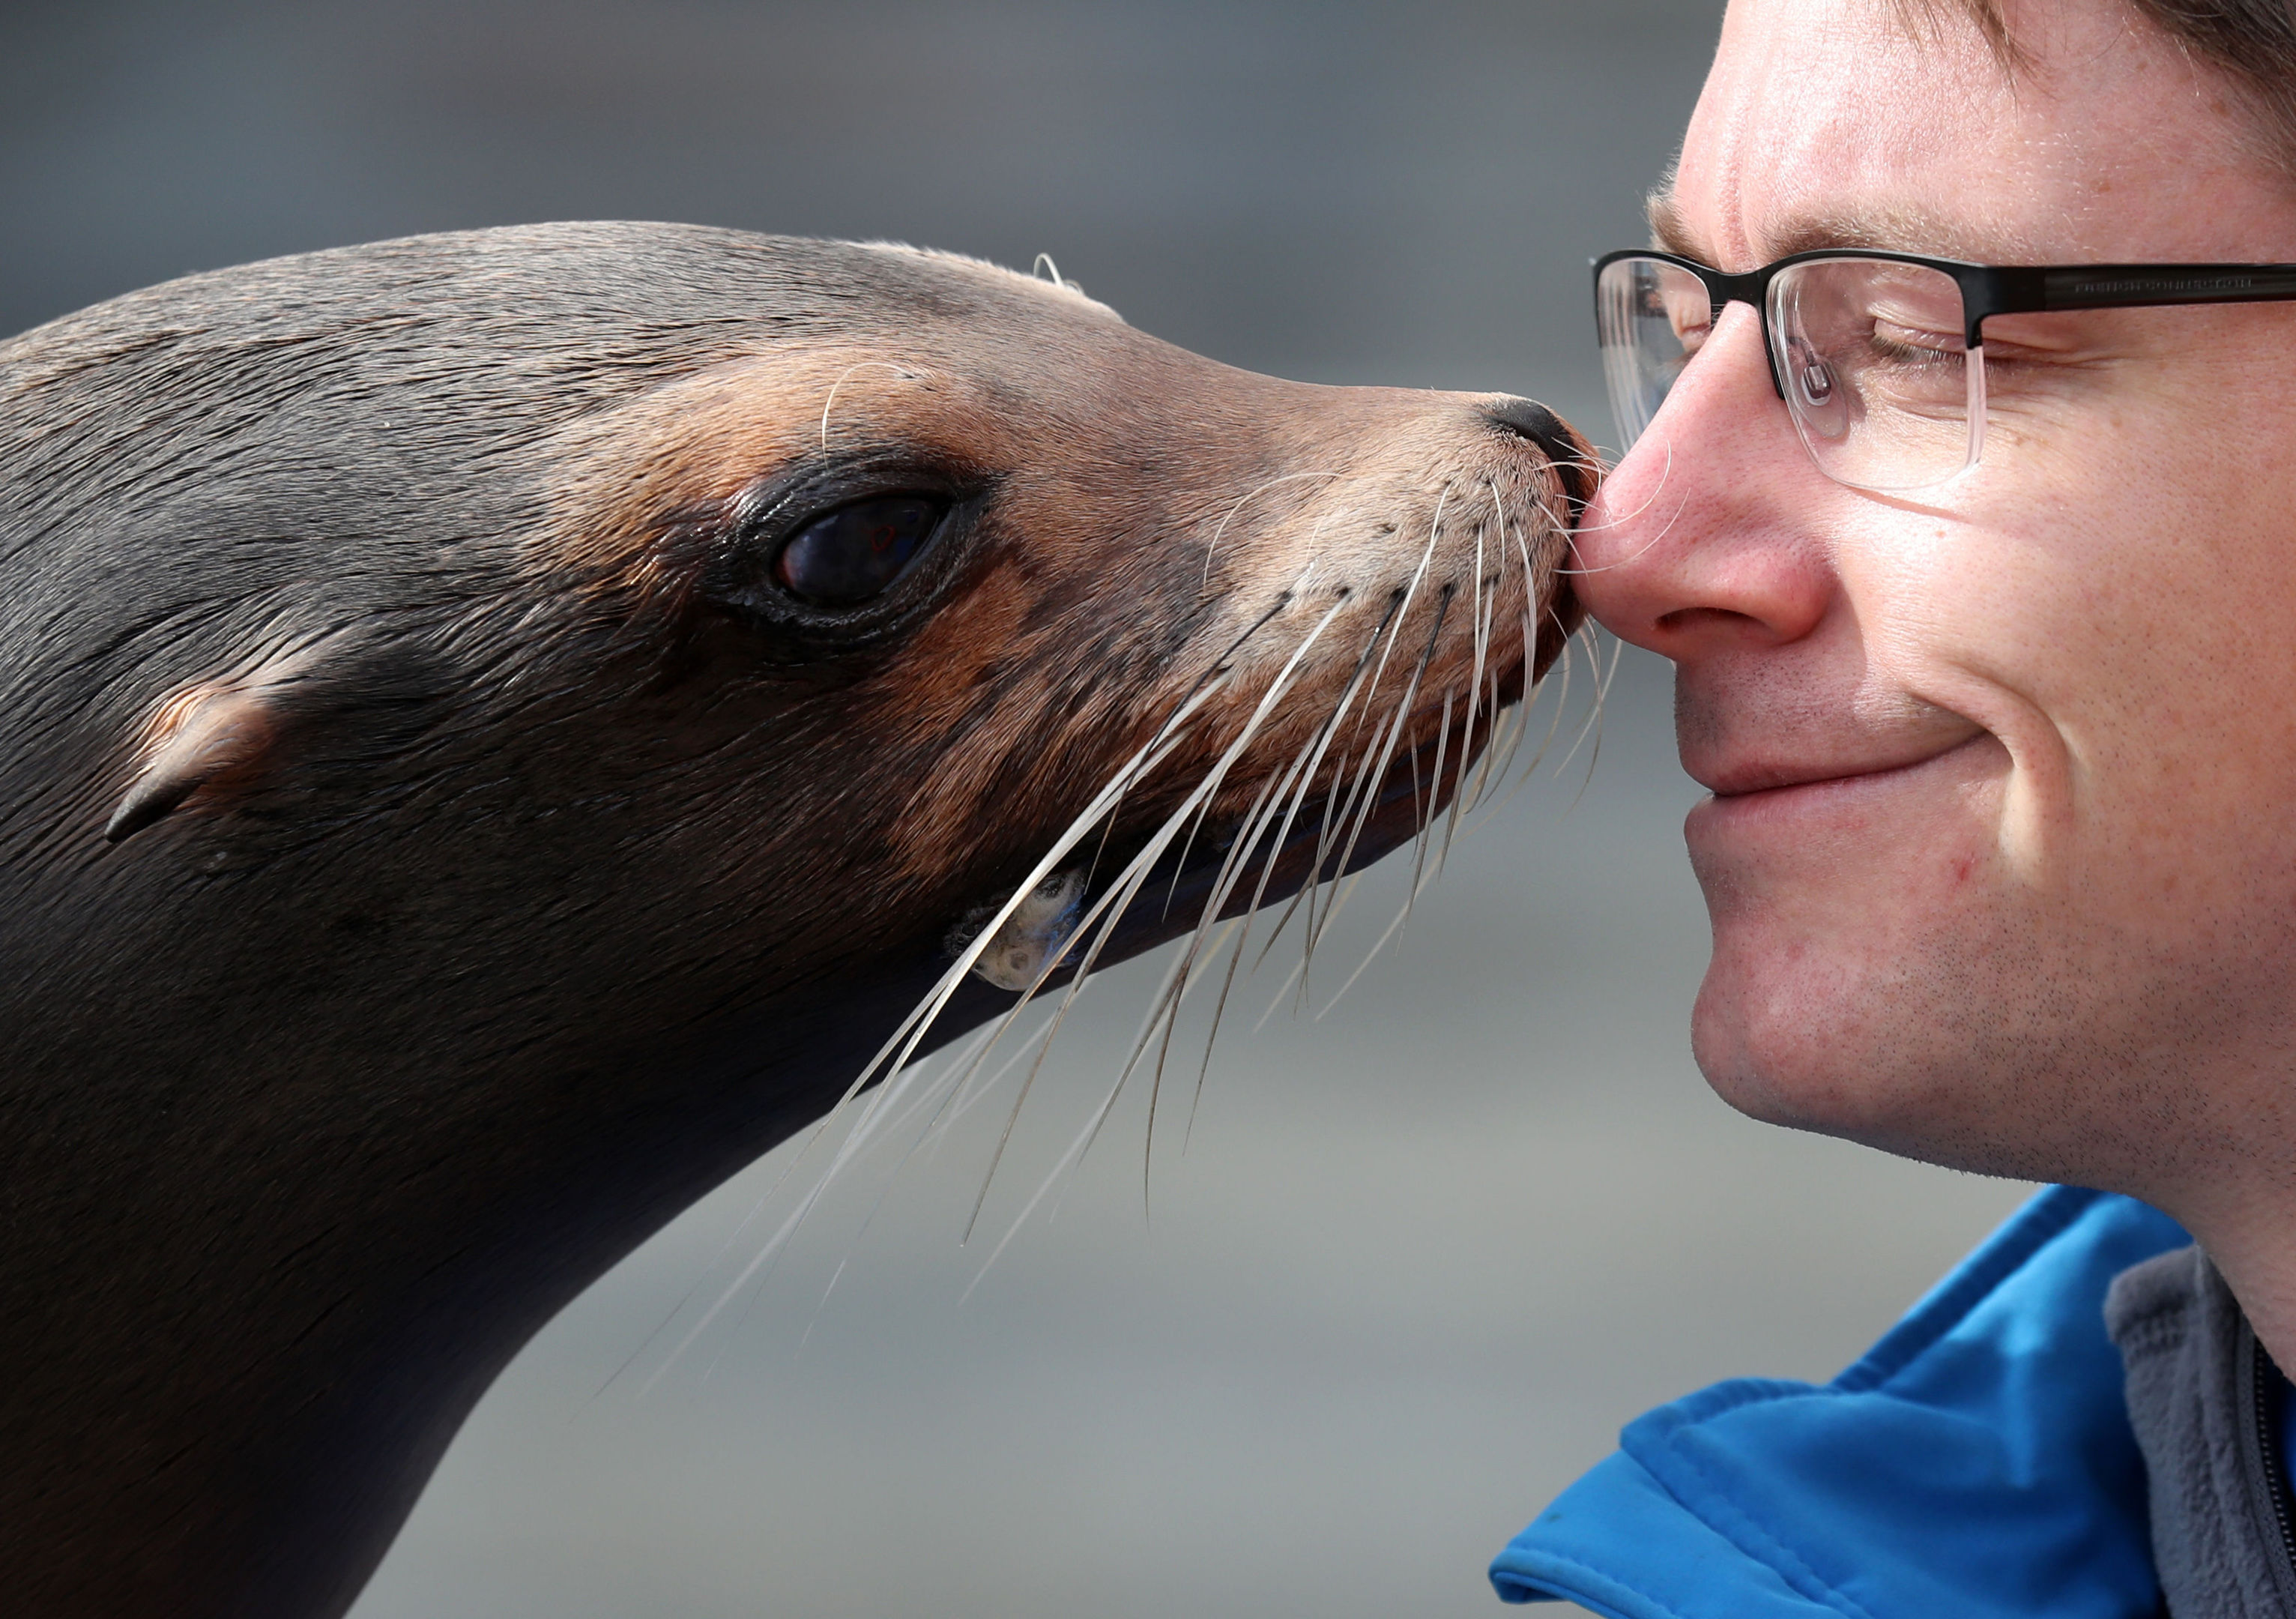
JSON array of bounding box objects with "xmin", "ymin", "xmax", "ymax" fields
[{"xmin": 0, "ymin": 222, "xmax": 1589, "ymax": 1619}]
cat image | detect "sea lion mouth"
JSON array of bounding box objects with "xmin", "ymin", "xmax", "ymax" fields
[
  {"xmin": 959, "ymin": 699, "xmax": 1522, "ymax": 998},
  {"xmin": 1088, "ymin": 727, "xmax": 1463, "ymax": 974}
]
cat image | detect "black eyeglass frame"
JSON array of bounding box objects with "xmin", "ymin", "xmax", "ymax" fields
[{"xmin": 1592, "ymin": 246, "xmax": 2296, "ymax": 403}]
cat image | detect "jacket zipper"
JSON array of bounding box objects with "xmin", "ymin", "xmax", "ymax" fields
[{"xmin": 2249, "ymin": 1342, "xmax": 2296, "ymax": 1582}]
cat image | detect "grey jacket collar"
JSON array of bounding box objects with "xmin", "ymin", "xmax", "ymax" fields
[{"xmin": 2107, "ymin": 1243, "xmax": 2296, "ymax": 1618}]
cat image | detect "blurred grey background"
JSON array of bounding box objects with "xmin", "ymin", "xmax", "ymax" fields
[{"xmin": 1, "ymin": 4, "xmax": 2035, "ymax": 1615}]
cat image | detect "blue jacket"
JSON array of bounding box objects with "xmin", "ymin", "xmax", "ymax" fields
[{"xmin": 1489, "ymin": 1186, "xmax": 2190, "ymax": 1618}]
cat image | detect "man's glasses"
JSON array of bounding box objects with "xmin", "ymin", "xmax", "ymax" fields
[{"xmin": 1593, "ymin": 248, "xmax": 2296, "ymax": 493}]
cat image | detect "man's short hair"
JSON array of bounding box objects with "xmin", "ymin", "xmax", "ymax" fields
[{"xmin": 1912, "ymin": 0, "xmax": 2296, "ymax": 173}]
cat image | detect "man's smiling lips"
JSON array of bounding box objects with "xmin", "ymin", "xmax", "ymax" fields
[
  {"xmin": 1679, "ymin": 714, "xmax": 2000, "ymax": 854},
  {"xmin": 1674, "ymin": 678, "xmax": 1994, "ymax": 809},
  {"xmin": 1692, "ymin": 733, "xmax": 1988, "ymax": 800}
]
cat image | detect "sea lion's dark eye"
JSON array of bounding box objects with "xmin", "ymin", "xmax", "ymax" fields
[{"xmin": 772, "ymin": 494, "xmax": 946, "ymax": 606}]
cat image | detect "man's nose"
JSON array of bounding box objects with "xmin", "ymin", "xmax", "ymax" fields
[{"xmin": 1570, "ymin": 303, "xmax": 1833, "ymax": 661}]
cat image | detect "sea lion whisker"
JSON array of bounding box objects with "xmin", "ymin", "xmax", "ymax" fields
[
  {"xmin": 1084, "ymin": 934, "xmax": 1213, "ymax": 1165},
  {"xmin": 1126, "ymin": 768, "xmax": 1291, "ymax": 1149},
  {"xmin": 956, "ymin": 910, "xmax": 1241, "ymax": 1294},
  {"xmin": 1239, "ymin": 736, "xmax": 1352, "ymax": 982},
  {"xmin": 1550, "ymin": 622, "xmax": 1616, "ymax": 788},
  {"xmin": 1466, "ymin": 500, "xmax": 1491, "ymax": 733},
  {"xmin": 1308, "ymin": 649, "xmax": 1428, "ymax": 953},
  {"xmin": 1564, "ymin": 627, "xmax": 1626, "ymax": 811},
  {"xmin": 1484, "ymin": 597, "xmax": 1578, "ymax": 809},
  {"xmin": 1465, "ymin": 632, "xmax": 1520, "ymax": 819},
  {"xmin": 1473, "ymin": 602, "xmax": 1598, "ymax": 825},
  {"xmin": 1278, "ymin": 869, "xmax": 1369, "ymax": 1019},
  {"xmin": 953, "ymin": 923, "xmax": 1223, "ymax": 1306},
  {"xmin": 816, "ymin": 359, "xmax": 925, "ymax": 450},
  {"xmin": 916, "ymin": 1015, "xmax": 1062, "ymax": 1163},
  {"xmin": 1313, "ymin": 842, "xmax": 1448, "ymax": 1021},
  {"xmin": 1241, "ymin": 606, "xmax": 1398, "ymax": 979},
  {"xmin": 1230, "ymin": 606, "xmax": 1442, "ymax": 1074},
  {"xmin": 1287, "ymin": 611, "xmax": 1401, "ymax": 959},
  {"xmin": 957, "ymin": 854, "xmax": 1176, "ymax": 1240},
  {"xmin": 698, "ymin": 979, "xmax": 1086, "ymax": 1375},
  {"xmin": 1168, "ymin": 731, "xmax": 1334, "ymax": 1163},
  {"xmin": 1197, "ymin": 470, "xmax": 1353, "ymax": 589},
  {"xmin": 794, "ymin": 1255, "xmax": 851, "ymax": 1357},
  {"xmin": 1553, "ymin": 439, "xmax": 1686, "ymax": 573},
  {"xmin": 1314, "ymin": 709, "xmax": 1404, "ymax": 910},
  {"xmin": 1435, "ymin": 675, "xmax": 1493, "ymax": 873},
  {"xmin": 1252, "ymin": 953, "xmax": 1311, "ymax": 1033},
  {"xmin": 1289, "ymin": 599, "xmax": 1407, "ymax": 964},
  {"xmin": 1124, "ymin": 589, "xmax": 1368, "ymax": 1172},
  {"xmin": 1153, "ymin": 594, "xmax": 1305, "ymax": 917},
  {"xmin": 1476, "ymin": 667, "xmax": 1531, "ymax": 814},
  {"xmin": 1158, "ymin": 780, "xmax": 1236, "ymax": 923},
  {"xmin": 1259, "ymin": 496, "xmax": 1448, "ymax": 989},
  {"xmin": 1334, "ymin": 585, "xmax": 1411, "ymax": 776},
  {"xmin": 1070, "ymin": 914, "xmax": 1243, "ymax": 1193},
  {"xmin": 1347, "ymin": 553, "xmax": 1505, "ymax": 957},
  {"xmin": 1458, "ymin": 483, "xmax": 1523, "ymax": 817},
  {"xmin": 862, "ymin": 1013, "xmax": 1047, "ymax": 1180},
  {"xmin": 1460, "ymin": 695, "xmax": 1503, "ymax": 824},
  {"xmin": 1306, "ymin": 614, "xmax": 1441, "ymax": 965},
  {"xmin": 1446, "ymin": 482, "xmax": 1521, "ymax": 834},
  {"xmin": 1469, "ymin": 654, "xmax": 1518, "ymax": 816},
  {"xmin": 1119, "ymin": 573, "xmax": 1352, "ymax": 992},
  {"xmin": 1130, "ymin": 744, "xmax": 1308, "ymax": 1121},
  {"xmin": 792, "ymin": 1014, "xmax": 1046, "ymax": 1351},
  {"xmin": 815, "ymin": 1032, "xmax": 1015, "ymax": 1260},
  {"xmin": 1354, "ymin": 486, "xmax": 1451, "ymax": 723},
  {"xmin": 1476, "ymin": 522, "xmax": 1550, "ymax": 798},
  {"xmin": 1401, "ymin": 683, "xmax": 1454, "ymax": 935},
  {"xmin": 1147, "ymin": 724, "xmax": 1332, "ymax": 1161}
]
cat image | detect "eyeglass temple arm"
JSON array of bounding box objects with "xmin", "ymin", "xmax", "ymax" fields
[{"xmin": 1962, "ymin": 264, "xmax": 2296, "ymax": 344}]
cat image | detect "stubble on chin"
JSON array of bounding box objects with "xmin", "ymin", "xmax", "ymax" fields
[{"xmin": 1685, "ymin": 871, "xmax": 2238, "ymax": 1203}]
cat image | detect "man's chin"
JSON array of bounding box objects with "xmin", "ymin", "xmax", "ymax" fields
[
  {"xmin": 1686, "ymin": 954, "xmax": 1858, "ymax": 1135},
  {"xmin": 1687, "ymin": 931, "xmax": 2009, "ymax": 1168},
  {"xmin": 1689, "ymin": 956, "xmax": 2097, "ymax": 1199}
]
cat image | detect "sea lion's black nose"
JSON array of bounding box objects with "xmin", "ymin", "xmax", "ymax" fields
[
  {"xmin": 1482, "ymin": 395, "xmax": 1593, "ymax": 521},
  {"xmin": 1484, "ymin": 394, "xmax": 1568, "ymax": 448}
]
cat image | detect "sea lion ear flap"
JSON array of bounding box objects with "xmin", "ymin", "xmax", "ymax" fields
[{"xmin": 105, "ymin": 684, "xmax": 282, "ymax": 843}]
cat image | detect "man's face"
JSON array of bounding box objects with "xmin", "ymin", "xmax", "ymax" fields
[{"xmin": 1574, "ymin": 0, "xmax": 2296, "ymax": 1216}]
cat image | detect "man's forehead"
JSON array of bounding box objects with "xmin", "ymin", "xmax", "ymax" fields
[{"xmin": 1664, "ymin": 0, "xmax": 2289, "ymax": 271}]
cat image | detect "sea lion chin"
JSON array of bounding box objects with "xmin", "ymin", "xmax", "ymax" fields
[{"xmin": 0, "ymin": 221, "xmax": 1592, "ymax": 1619}]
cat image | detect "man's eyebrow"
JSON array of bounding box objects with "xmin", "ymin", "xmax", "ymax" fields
[
  {"xmin": 1643, "ymin": 193, "xmax": 2035, "ymax": 268},
  {"xmin": 1765, "ymin": 208, "xmax": 1999, "ymax": 259},
  {"xmin": 1645, "ymin": 189, "xmax": 1700, "ymax": 258}
]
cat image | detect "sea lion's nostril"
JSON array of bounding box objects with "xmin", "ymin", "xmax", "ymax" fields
[{"xmin": 1482, "ymin": 394, "xmax": 1593, "ymax": 523}]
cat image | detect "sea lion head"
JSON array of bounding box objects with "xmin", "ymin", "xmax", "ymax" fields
[{"xmin": 0, "ymin": 222, "xmax": 1589, "ymax": 1619}]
